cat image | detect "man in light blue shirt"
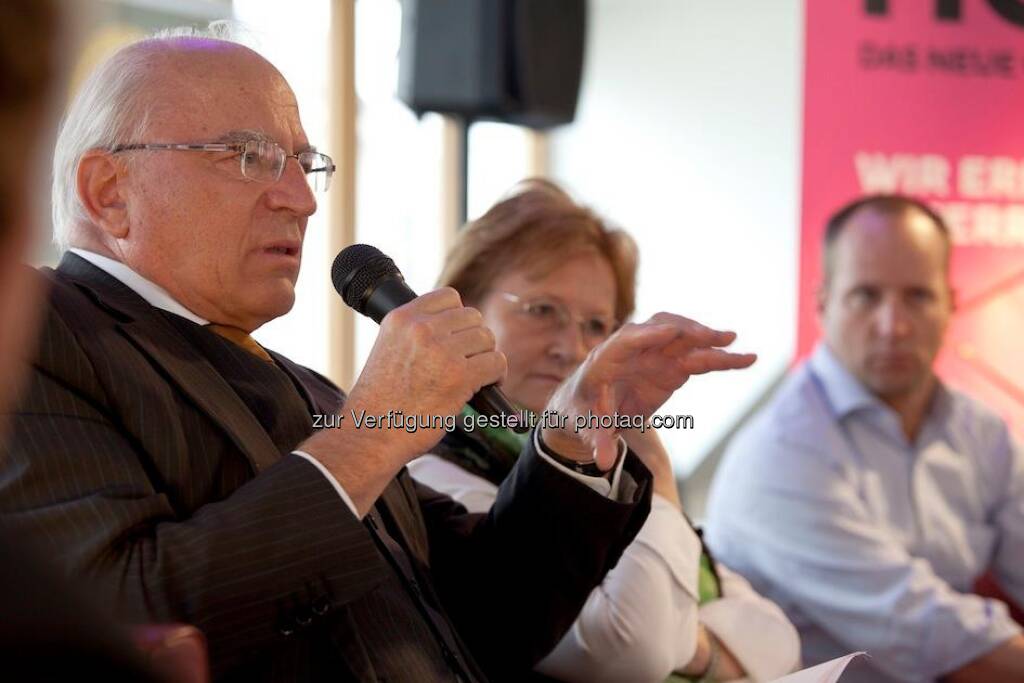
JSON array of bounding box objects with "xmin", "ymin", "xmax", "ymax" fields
[{"xmin": 706, "ymin": 195, "xmax": 1024, "ymax": 682}]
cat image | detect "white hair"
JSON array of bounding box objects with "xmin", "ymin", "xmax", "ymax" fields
[{"xmin": 51, "ymin": 21, "xmax": 255, "ymax": 251}]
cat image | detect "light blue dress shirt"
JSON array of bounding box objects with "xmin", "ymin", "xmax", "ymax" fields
[{"xmin": 705, "ymin": 344, "xmax": 1024, "ymax": 683}]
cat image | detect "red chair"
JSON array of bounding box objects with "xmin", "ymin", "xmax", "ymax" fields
[{"xmin": 974, "ymin": 573, "xmax": 1024, "ymax": 626}]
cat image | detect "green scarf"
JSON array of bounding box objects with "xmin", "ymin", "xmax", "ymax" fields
[
  {"xmin": 667, "ymin": 553, "xmax": 721, "ymax": 682},
  {"xmin": 697, "ymin": 552, "xmax": 720, "ymax": 604},
  {"xmin": 460, "ymin": 405, "xmax": 529, "ymax": 457}
]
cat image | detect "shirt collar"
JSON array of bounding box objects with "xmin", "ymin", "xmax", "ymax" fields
[
  {"xmin": 809, "ymin": 343, "xmax": 955, "ymax": 429},
  {"xmin": 808, "ymin": 343, "xmax": 884, "ymax": 418},
  {"xmin": 69, "ymin": 248, "xmax": 209, "ymax": 326}
]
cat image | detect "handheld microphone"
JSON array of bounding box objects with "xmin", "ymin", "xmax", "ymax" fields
[{"xmin": 332, "ymin": 244, "xmax": 528, "ymax": 433}]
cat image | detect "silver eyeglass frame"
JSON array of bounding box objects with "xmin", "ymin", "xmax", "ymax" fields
[
  {"xmin": 500, "ymin": 292, "xmax": 619, "ymax": 342},
  {"xmin": 109, "ymin": 140, "xmax": 337, "ymax": 191}
]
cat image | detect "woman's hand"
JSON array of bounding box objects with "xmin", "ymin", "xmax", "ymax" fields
[{"xmin": 678, "ymin": 626, "xmax": 747, "ymax": 680}]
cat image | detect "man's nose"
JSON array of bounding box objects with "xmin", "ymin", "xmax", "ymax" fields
[
  {"xmin": 874, "ymin": 298, "xmax": 912, "ymax": 339},
  {"xmin": 266, "ymin": 158, "xmax": 317, "ymax": 216}
]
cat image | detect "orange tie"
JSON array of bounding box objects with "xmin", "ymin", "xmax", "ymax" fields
[{"xmin": 206, "ymin": 324, "xmax": 274, "ymax": 363}]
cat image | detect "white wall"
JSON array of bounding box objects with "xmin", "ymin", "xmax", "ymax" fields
[
  {"xmin": 548, "ymin": 0, "xmax": 805, "ymax": 475},
  {"xmin": 236, "ymin": 0, "xmax": 333, "ymax": 376},
  {"xmin": 352, "ymin": 0, "xmax": 450, "ymax": 377}
]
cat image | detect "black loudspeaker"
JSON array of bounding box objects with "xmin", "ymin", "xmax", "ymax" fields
[{"xmin": 397, "ymin": 0, "xmax": 586, "ymax": 129}]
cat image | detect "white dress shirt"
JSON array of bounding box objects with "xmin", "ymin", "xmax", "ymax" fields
[
  {"xmin": 706, "ymin": 344, "xmax": 1024, "ymax": 683},
  {"xmin": 409, "ymin": 454, "xmax": 801, "ymax": 682},
  {"xmin": 69, "ymin": 249, "xmax": 626, "ymax": 520}
]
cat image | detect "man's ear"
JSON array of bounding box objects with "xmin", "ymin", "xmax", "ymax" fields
[
  {"xmin": 816, "ymin": 284, "xmax": 828, "ymax": 318},
  {"xmin": 76, "ymin": 150, "xmax": 129, "ymax": 239}
]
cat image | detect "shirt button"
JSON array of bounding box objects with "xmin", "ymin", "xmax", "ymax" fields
[{"xmin": 312, "ymin": 596, "xmax": 331, "ymax": 616}]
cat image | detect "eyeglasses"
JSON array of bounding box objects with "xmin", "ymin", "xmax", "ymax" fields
[
  {"xmin": 501, "ymin": 292, "xmax": 618, "ymax": 345},
  {"xmin": 110, "ymin": 139, "xmax": 336, "ymax": 192}
]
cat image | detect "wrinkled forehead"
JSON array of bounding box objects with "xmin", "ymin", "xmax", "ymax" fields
[{"xmin": 138, "ymin": 41, "xmax": 306, "ymax": 147}]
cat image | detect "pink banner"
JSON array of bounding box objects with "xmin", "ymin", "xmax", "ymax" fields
[{"xmin": 799, "ymin": 0, "xmax": 1024, "ymax": 433}]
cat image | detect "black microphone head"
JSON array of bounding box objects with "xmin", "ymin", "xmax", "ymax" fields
[{"xmin": 331, "ymin": 244, "xmax": 403, "ymax": 313}]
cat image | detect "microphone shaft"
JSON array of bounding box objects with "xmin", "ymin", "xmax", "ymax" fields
[{"xmin": 364, "ymin": 278, "xmax": 417, "ymax": 324}]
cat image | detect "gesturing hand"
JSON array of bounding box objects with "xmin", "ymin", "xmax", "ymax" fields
[{"xmin": 540, "ymin": 313, "xmax": 756, "ymax": 470}]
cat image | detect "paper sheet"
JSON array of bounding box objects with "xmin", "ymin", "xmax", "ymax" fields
[{"xmin": 768, "ymin": 652, "xmax": 868, "ymax": 683}]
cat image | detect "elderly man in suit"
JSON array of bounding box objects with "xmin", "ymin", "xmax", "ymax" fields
[{"xmin": 0, "ymin": 28, "xmax": 754, "ymax": 683}]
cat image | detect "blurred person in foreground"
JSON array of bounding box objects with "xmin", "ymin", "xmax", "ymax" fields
[
  {"xmin": 0, "ymin": 1, "xmax": 159, "ymax": 680},
  {"xmin": 410, "ymin": 179, "xmax": 798, "ymax": 682},
  {"xmin": 706, "ymin": 195, "xmax": 1024, "ymax": 683},
  {"xmin": 0, "ymin": 25, "xmax": 758, "ymax": 682}
]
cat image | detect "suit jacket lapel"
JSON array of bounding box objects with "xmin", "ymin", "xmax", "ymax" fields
[
  {"xmin": 271, "ymin": 354, "xmax": 324, "ymax": 417},
  {"xmin": 56, "ymin": 253, "xmax": 282, "ymax": 474}
]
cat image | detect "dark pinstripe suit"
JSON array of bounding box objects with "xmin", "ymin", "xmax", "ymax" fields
[
  {"xmin": 0, "ymin": 521, "xmax": 161, "ymax": 681},
  {"xmin": 0, "ymin": 253, "xmax": 652, "ymax": 682}
]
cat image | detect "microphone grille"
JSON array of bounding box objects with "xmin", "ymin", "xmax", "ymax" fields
[{"xmin": 331, "ymin": 244, "xmax": 402, "ymax": 311}]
